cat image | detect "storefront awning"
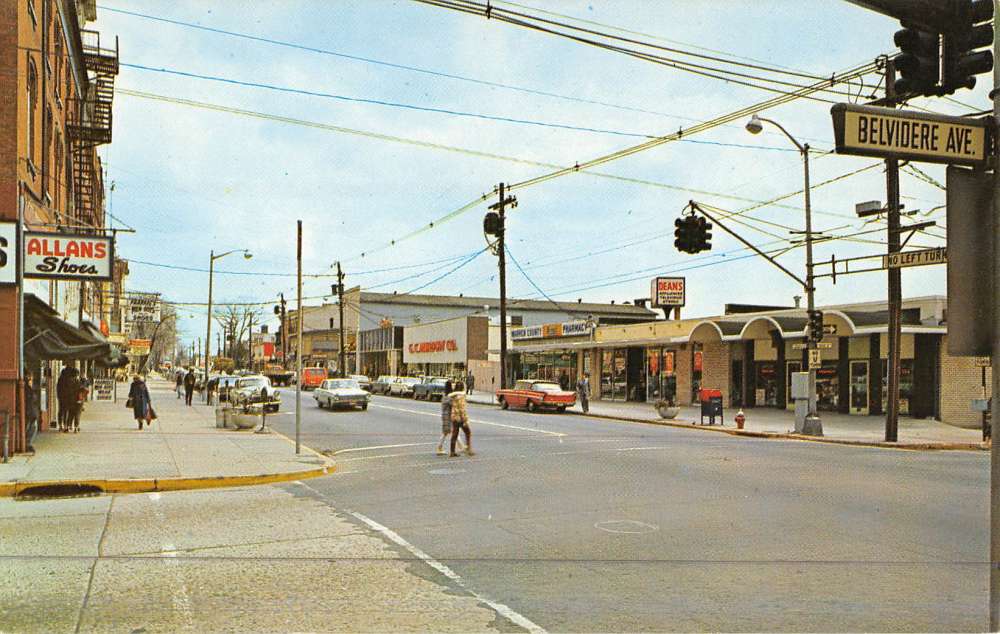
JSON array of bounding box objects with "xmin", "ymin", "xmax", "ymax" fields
[
  {"xmin": 24, "ymin": 294, "xmax": 115, "ymax": 363},
  {"xmin": 80, "ymin": 320, "xmax": 128, "ymax": 367}
]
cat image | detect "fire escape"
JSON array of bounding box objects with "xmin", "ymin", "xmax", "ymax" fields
[{"xmin": 66, "ymin": 30, "xmax": 118, "ymax": 232}]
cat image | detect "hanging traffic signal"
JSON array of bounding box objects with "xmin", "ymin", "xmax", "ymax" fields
[
  {"xmin": 942, "ymin": 0, "xmax": 993, "ymax": 93},
  {"xmin": 894, "ymin": 24, "xmax": 941, "ymax": 96},
  {"xmin": 674, "ymin": 217, "xmax": 693, "ymax": 253},
  {"xmin": 807, "ymin": 310, "xmax": 824, "ymax": 344},
  {"xmin": 693, "ymin": 216, "xmax": 713, "ymax": 252}
]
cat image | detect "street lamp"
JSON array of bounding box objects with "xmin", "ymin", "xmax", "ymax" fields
[
  {"xmin": 204, "ymin": 249, "xmax": 252, "ymax": 399},
  {"xmin": 745, "ymin": 114, "xmax": 822, "ymax": 436}
]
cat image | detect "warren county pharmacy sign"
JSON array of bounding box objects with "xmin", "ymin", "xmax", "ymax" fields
[{"xmin": 23, "ymin": 232, "xmax": 113, "ymax": 281}]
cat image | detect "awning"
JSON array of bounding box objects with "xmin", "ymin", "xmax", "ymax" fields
[
  {"xmin": 24, "ymin": 294, "xmax": 115, "ymax": 363},
  {"xmin": 80, "ymin": 320, "xmax": 128, "ymax": 367}
]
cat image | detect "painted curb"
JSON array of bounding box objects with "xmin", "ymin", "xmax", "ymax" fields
[
  {"xmin": 0, "ymin": 463, "xmax": 335, "ymax": 499},
  {"xmin": 468, "ymin": 399, "xmax": 987, "ymax": 452}
]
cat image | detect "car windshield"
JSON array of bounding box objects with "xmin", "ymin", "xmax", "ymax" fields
[
  {"xmin": 351, "ymin": 375, "xmax": 370, "ymax": 382},
  {"xmin": 327, "ymin": 380, "xmax": 360, "ymax": 390},
  {"xmin": 532, "ymin": 382, "xmax": 563, "ymax": 392},
  {"xmin": 431, "ymin": 378, "xmax": 449, "ymax": 386},
  {"xmin": 237, "ymin": 377, "xmax": 266, "ymax": 389},
  {"xmin": 403, "ymin": 378, "xmax": 420, "ymax": 385}
]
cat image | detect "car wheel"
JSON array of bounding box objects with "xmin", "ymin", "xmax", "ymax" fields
[
  {"xmin": 557, "ymin": 406, "xmax": 566, "ymax": 413},
  {"xmin": 499, "ymin": 397, "xmax": 509, "ymax": 410},
  {"xmin": 361, "ymin": 403, "xmax": 368, "ymax": 411},
  {"xmin": 527, "ymin": 400, "xmax": 537, "ymax": 413}
]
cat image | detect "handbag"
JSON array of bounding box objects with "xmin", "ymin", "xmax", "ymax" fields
[{"xmin": 125, "ymin": 397, "xmax": 134, "ymax": 409}]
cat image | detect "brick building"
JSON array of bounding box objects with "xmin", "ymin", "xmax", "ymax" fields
[
  {"xmin": 1, "ymin": 0, "xmax": 118, "ymax": 453},
  {"xmin": 509, "ymin": 296, "xmax": 989, "ymax": 430}
]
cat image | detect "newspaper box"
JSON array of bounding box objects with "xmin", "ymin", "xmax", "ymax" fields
[{"xmin": 699, "ymin": 388, "xmax": 724, "ymax": 425}]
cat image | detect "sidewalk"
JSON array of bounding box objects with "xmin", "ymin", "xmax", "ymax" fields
[
  {"xmin": 0, "ymin": 378, "xmax": 333, "ymax": 497},
  {"xmin": 467, "ymin": 390, "xmax": 986, "ymax": 450}
]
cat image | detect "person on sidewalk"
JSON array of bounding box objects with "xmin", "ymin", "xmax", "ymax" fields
[
  {"xmin": 449, "ymin": 382, "xmax": 473, "ymax": 457},
  {"xmin": 183, "ymin": 368, "xmax": 196, "ymax": 406},
  {"xmin": 60, "ymin": 368, "xmax": 81, "ymax": 433},
  {"xmin": 559, "ymin": 371, "xmax": 569, "ymax": 392},
  {"xmin": 465, "ymin": 372, "xmax": 475, "ymax": 395},
  {"xmin": 129, "ymin": 374, "xmax": 154, "ymax": 430},
  {"xmin": 577, "ymin": 372, "xmax": 591, "ymax": 414},
  {"xmin": 69, "ymin": 378, "xmax": 89, "ymax": 433},
  {"xmin": 56, "ymin": 366, "xmax": 73, "ymax": 431},
  {"xmin": 436, "ymin": 380, "xmax": 465, "ymax": 455},
  {"xmin": 175, "ymin": 371, "xmax": 184, "ymax": 399}
]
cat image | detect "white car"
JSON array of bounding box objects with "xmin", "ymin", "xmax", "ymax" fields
[
  {"xmin": 389, "ymin": 377, "xmax": 422, "ymax": 397},
  {"xmin": 232, "ymin": 375, "xmax": 281, "ymax": 412},
  {"xmin": 314, "ymin": 378, "xmax": 371, "ymax": 411}
]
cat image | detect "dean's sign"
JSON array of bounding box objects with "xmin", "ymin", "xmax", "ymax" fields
[
  {"xmin": 831, "ymin": 103, "xmax": 989, "ymax": 166},
  {"xmin": 24, "ymin": 232, "xmax": 113, "ymax": 281},
  {"xmin": 651, "ymin": 276, "xmax": 685, "ymax": 308}
]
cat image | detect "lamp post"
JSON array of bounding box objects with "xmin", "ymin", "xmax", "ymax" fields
[
  {"xmin": 746, "ymin": 114, "xmax": 822, "ymax": 435},
  {"xmin": 204, "ymin": 249, "xmax": 252, "ymax": 399}
]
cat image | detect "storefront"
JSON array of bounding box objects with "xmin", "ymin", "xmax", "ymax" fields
[
  {"xmin": 509, "ymin": 320, "xmax": 593, "ymax": 390},
  {"xmin": 402, "ymin": 315, "xmax": 488, "ymax": 378},
  {"xmin": 359, "ymin": 325, "xmax": 403, "ymax": 378}
]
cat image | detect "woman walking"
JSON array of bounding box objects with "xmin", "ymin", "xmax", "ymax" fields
[
  {"xmin": 128, "ymin": 374, "xmax": 155, "ymax": 430},
  {"xmin": 449, "ymin": 381, "xmax": 473, "ymax": 457},
  {"xmin": 436, "ymin": 380, "xmax": 465, "ymax": 455}
]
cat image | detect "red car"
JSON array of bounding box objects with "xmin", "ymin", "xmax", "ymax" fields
[
  {"xmin": 300, "ymin": 367, "xmax": 328, "ymax": 390},
  {"xmin": 496, "ymin": 380, "xmax": 576, "ymax": 413}
]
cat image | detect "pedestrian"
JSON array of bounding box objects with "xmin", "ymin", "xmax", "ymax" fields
[
  {"xmin": 128, "ymin": 374, "xmax": 155, "ymax": 430},
  {"xmin": 183, "ymin": 367, "xmax": 196, "ymax": 406},
  {"xmin": 60, "ymin": 368, "xmax": 81, "ymax": 433},
  {"xmin": 175, "ymin": 371, "xmax": 183, "ymax": 399},
  {"xmin": 466, "ymin": 372, "xmax": 475, "ymax": 395},
  {"xmin": 69, "ymin": 378, "xmax": 89, "ymax": 433},
  {"xmin": 559, "ymin": 371, "xmax": 569, "ymax": 391},
  {"xmin": 577, "ymin": 372, "xmax": 591, "ymax": 414},
  {"xmin": 449, "ymin": 381, "xmax": 473, "ymax": 457},
  {"xmin": 24, "ymin": 375, "xmax": 39, "ymax": 448},
  {"xmin": 56, "ymin": 366, "xmax": 73, "ymax": 431},
  {"xmin": 437, "ymin": 380, "xmax": 465, "ymax": 454}
]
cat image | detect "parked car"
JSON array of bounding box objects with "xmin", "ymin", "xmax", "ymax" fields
[
  {"xmin": 389, "ymin": 377, "xmax": 422, "ymax": 397},
  {"xmin": 213, "ymin": 375, "xmax": 241, "ymax": 402},
  {"xmin": 371, "ymin": 375, "xmax": 397, "ymax": 395},
  {"xmin": 413, "ymin": 377, "xmax": 451, "ymax": 401},
  {"xmin": 350, "ymin": 374, "xmax": 372, "ymax": 392},
  {"xmin": 232, "ymin": 375, "xmax": 281, "ymax": 412},
  {"xmin": 496, "ymin": 380, "xmax": 576, "ymax": 413},
  {"xmin": 314, "ymin": 378, "xmax": 370, "ymax": 411},
  {"xmin": 300, "ymin": 367, "xmax": 328, "ymax": 390}
]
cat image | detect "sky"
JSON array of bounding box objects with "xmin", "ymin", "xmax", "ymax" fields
[{"xmin": 91, "ymin": 1, "xmax": 980, "ymax": 345}]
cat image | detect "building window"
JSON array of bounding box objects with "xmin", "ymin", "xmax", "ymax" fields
[
  {"xmin": 27, "ymin": 0, "xmax": 37, "ymax": 27},
  {"xmin": 27, "ymin": 58, "xmax": 37, "ymax": 167}
]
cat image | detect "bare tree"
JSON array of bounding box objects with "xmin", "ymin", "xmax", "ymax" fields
[{"xmin": 213, "ymin": 306, "xmax": 262, "ymax": 368}]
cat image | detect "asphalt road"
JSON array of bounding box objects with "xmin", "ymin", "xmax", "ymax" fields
[{"xmin": 271, "ymin": 389, "xmax": 989, "ymax": 632}]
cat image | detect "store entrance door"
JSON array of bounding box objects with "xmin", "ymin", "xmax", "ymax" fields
[{"xmin": 850, "ymin": 360, "xmax": 869, "ymax": 415}]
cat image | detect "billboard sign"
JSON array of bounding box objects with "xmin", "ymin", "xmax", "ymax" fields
[
  {"xmin": 124, "ymin": 293, "xmax": 161, "ymax": 333},
  {"xmin": 651, "ymin": 277, "xmax": 686, "ymax": 308},
  {"xmin": 128, "ymin": 339, "xmax": 152, "ymax": 356},
  {"xmin": 23, "ymin": 232, "xmax": 113, "ymax": 280}
]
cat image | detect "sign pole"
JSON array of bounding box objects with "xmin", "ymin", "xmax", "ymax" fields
[
  {"xmin": 885, "ymin": 58, "xmax": 901, "ymax": 443},
  {"xmin": 295, "ymin": 220, "xmax": 302, "ymax": 455},
  {"xmin": 991, "ymin": 3, "xmax": 1000, "ymax": 628}
]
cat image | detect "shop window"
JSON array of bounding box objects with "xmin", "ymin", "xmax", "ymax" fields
[
  {"xmin": 881, "ymin": 360, "xmax": 913, "ymax": 415},
  {"xmin": 816, "ymin": 362, "xmax": 840, "ymax": 411},
  {"xmin": 754, "ymin": 362, "xmax": 778, "ymax": 407},
  {"xmin": 691, "ymin": 346, "xmax": 703, "ymax": 402}
]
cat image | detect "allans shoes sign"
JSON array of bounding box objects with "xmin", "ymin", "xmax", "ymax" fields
[{"xmin": 23, "ymin": 232, "xmax": 113, "ymax": 281}]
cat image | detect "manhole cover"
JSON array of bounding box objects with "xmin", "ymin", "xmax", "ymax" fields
[
  {"xmin": 594, "ymin": 520, "xmax": 659, "ymax": 534},
  {"xmin": 428, "ymin": 468, "xmax": 466, "ymax": 475}
]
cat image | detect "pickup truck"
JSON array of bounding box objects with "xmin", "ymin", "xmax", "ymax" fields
[
  {"xmin": 263, "ymin": 364, "xmax": 295, "ymax": 387},
  {"xmin": 496, "ymin": 380, "xmax": 576, "ymax": 413}
]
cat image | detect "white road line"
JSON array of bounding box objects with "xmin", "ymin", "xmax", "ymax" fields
[
  {"xmin": 338, "ymin": 452, "xmax": 430, "ymax": 463},
  {"xmin": 372, "ymin": 403, "xmax": 566, "ymax": 437},
  {"xmin": 349, "ymin": 510, "xmax": 547, "ymax": 634},
  {"xmin": 291, "ymin": 480, "xmax": 545, "ymax": 633},
  {"xmin": 332, "ymin": 443, "xmax": 433, "ymax": 455}
]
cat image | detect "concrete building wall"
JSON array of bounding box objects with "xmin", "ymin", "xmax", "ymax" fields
[
  {"xmin": 939, "ymin": 334, "xmax": 990, "ymax": 430},
  {"xmin": 675, "ymin": 345, "xmax": 693, "ymax": 406},
  {"xmin": 702, "ymin": 341, "xmax": 732, "ymax": 408}
]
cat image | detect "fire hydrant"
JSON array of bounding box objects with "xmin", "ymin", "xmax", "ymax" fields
[{"xmin": 735, "ymin": 409, "xmax": 746, "ymax": 430}]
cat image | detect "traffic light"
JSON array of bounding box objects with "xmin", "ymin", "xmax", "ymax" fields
[
  {"xmin": 674, "ymin": 217, "xmax": 694, "ymax": 254},
  {"xmin": 807, "ymin": 310, "xmax": 824, "ymax": 344},
  {"xmin": 894, "ymin": 24, "xmax": 941, "ymax": 96},
  {"xmin": 693, "ymin": 216, "xmax": 713, "ymax": 252},
  {"xmin": 942, "ymin": 0, "xmax": 993, "ymax": 93}
]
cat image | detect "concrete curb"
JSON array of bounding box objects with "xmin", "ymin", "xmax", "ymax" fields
[
  {"xmin": 0, "ymin": 463, "xmax": 335, "ymax": 499},
  {"xmin": 467, "ymin": 400, "xmax": 987, "ymax": 452}
]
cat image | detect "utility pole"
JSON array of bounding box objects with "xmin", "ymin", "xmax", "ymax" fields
[
  {"xmin": 488, "ymin": 183, "xmax": 516, "ymax": 389},
  {"xmin": 885, "ymin": 58, "xmax": 902, "ymax": 443},
  {"xmin": 990, "ymin": 3, "xmax": 1000, "ymax": 627},
  {"xmin": 295, "ymin": 220, "xmax": 303, "ymax": 455},
  {"xmin": 278, "ymin": 293, "xmax": 287, "ymax": 369},
  {"xmin": 336, "ymin": 262, "xmax": 346, "ymax": 378},
  {"xmin": 205, "ymin": 250, "xmax": 214, "ymax": 385}
]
